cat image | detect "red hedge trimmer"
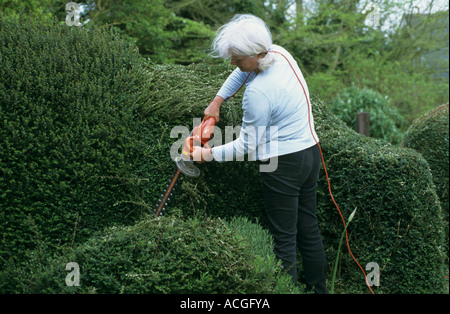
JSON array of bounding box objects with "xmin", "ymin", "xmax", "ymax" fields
[
  {"xmin": 154, "ymin": 116, "xmax": 216, "ymax": 217},
  {"xmin": 153, "ymin": 72, "xmax": 251, "ymax": 218}
]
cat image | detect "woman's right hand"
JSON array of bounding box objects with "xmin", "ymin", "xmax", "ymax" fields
[{"xmin": 204, "ymin": 96, "xmax": 224, "ymax": 122}]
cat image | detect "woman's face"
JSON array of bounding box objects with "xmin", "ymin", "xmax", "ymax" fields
[{"xmin": 230, "ymin": 53, "xmax": 264, "ymax": 73}]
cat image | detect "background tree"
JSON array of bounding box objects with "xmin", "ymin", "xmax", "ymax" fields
[
  {"xmin": 1, "ymin": 0, "xmax": 448, "ymax": 120},
  {"xmin": 78, "ymin": 0, "xmax": 216, "ymax": 63},
  {"xmin": 0, "ymin": 0, "xmax": 53, "ymax": 21},
  {"xmin": 166, "ymin": 0, "xmax": 290, "ymax": 28},
  {"xmin": 275, "ymin": 0, "xmax": 448, "ymax": 121}
]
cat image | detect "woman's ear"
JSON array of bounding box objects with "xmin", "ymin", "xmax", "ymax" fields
[{"xmin": 257, "ymin": 52, "xmax": 266, "ymax": 59}]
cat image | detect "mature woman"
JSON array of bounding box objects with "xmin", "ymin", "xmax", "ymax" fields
[{"xmin": 192, "ymin": 14, "xmax": 328, "ymax": 294}]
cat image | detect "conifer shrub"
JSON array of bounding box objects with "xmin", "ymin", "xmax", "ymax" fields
[
  {"xmin": 0, "ymin": 15, "xmax": 297, "ymax": 294},
  {"xmin": 141, "ymin": 64, "xmax": 447, "ymax": 293},
  {"xmin": 1, "ymin": 14, "xmax": 446, "ymax": 294},
  {"xmin": 10, "ymin": 216, "xmax": 298, "ymax": 294},
  {"xmin": 402, "ymin": 103, "xmax": 449, "ymax": 263},
  {"xmin": 0, "ymin": 14, "xmax": 151, "ymax": 265},
  {"xmin": 311, "ymin": 95, "xmax": 445, "ymax": 293}
]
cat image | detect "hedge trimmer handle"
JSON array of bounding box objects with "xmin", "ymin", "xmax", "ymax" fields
[{"xmin": 181, "ymin": 116, "xmax": 216, "ymax": 158}]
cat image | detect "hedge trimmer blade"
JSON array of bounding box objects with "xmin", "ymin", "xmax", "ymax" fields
[
  {"xmin": 154, "ymin": 155, "xmax": 202, "ymax": 218},
  {"xmin": 154, "ymin": 168, "xmax": 180, "ymax": 218}
]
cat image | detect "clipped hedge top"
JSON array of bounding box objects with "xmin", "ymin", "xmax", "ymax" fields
[
  {"xmin": 402, "ymin": 102, "xmax": 449, "ymax": 210},
  {"xmin": 402, "ymin": 103, "xmax": 449, "ymax": 263},
  {"xmin": 404, "ymin": 103, "xmax": 449, "ymax": 136},
  {"xmin": 23, "ymin": 216, "xmax": 296, "ymax": 294},
  {"xmin": 0, "ymin": 14, "xmax": 150, "ymax": 263}
]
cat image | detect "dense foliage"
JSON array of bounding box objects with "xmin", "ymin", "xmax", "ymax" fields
[
  {"xmin": 1, "ymin": 0, "xmax": 448, "ymax": 122},
  {"xmin": 0, "ymin": 15, "xmax": 295, "ymax": 294},
  {"xmin": 329, "ymin": 86, "xmax": 408, "ymax": 144},
  {"xmin": 311, "ymin": 95, "xmax": 446, "ymax": 293},
  {"xmin": 139, "ymin": 62, "xmax": 447, "ymax": 293},
  {"xmin": 0, "ymin": 14, "xmax": 447, "ymax": 294},
  {"xmin": 2, "ymin": 216, "xmax": 298, "ymax": 294},
  {"xmin": 0, "ymin": 14, "xmax": 150, "ymax": 264},
  {"xmin": 402, "ymin": 103, "xmax": 449, "ymax": 263}
]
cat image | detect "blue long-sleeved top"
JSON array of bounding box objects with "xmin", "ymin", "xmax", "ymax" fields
[{"xmin": 211, "ymin": 44, "xmax": 319, "ymax": 162}]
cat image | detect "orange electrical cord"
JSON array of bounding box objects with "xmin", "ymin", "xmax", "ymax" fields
[
  {"xmin": 211, "ymin": 51, "xmax": 374, "ymax": 293},
  {"xmin": 269, "ymin": 50, "xmax": 375, "ymax": 294}
]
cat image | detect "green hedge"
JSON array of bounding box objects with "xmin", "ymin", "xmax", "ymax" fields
[
  {"xmin": 0, "ymin": 14, "xmax": 151, "ymax": 265},
  {"xmin": 402, "ymin": 103, "xmax": 449, "ymax": 263},
  {"xmin": 311, "ymin": 95, "xmax": 446, "ymax": 293},
  {"xmin": 141, "ymin": 64, "xmax": 447, "ymax": 293},
  {"xmin": 2, "ymin": 216, "xmax": 298, "ymax": 294},
  {"xmin": 0, "ymin": 15, "xmax": 446, "ymax": 294},
  {"xmin": 0, "ymin": 15, "xmax": 295, "ymax": 294}
]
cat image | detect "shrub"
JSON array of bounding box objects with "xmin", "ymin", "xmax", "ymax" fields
[
  {"xmin": 134, "ymin": 62, "xmax": 266, "ymax": 223},
  {"xmin": 311, "ymin": 95, "xmax": 446, "ymax": 293},
  {"xmin": 0, "ymin": 14, "xmax": 151, "ymax": 265},
  {"xmin": 141, "ymin": 64, "xmax": 446, "ymax": 293},
  {"xmin": 329, "ymin": 86, "xmax": 408, "ymax": 144},
  {"xmin": 402, "ymin": 103, "xmax": 449, "ymax": 263},
  {"xmin": 1, "ymin": 15, "xmax": 446, "ymax": 294},
  {"xmin": 10, "ymin": 216, "xmax": 298, "ymax": 294}
]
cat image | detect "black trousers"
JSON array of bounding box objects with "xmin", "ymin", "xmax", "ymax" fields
[{"xmin": 260, "ymin": 144, "xmax": 328, "ymax": 293}]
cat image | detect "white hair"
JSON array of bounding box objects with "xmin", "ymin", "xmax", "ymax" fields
[{"xmin": 211, "ymin": 14, "xmax": 275, "ymax": 71}]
